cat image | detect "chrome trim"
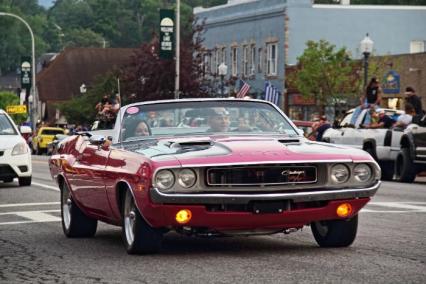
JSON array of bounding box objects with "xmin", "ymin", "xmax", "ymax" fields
[
  {"xmin": 150, "ymin": 181, "xmax": 381, "ymax": 204},
  {"xmin": 206, "ymin": 165, "xmax": 318, "ymax": 186}
]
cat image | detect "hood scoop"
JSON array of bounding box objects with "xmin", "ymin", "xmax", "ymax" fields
[
  {"xmin": 278, "ymin": 138, "xmax": 301, "ymax": 145},
  {"xmin": 168, "ymin": 140, "xmax": 213, "ymax": 150}
]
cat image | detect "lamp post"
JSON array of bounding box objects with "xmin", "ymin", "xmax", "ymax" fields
[
  {"xmin": 218, "ymin": 62, "xmax": 228, "ymax": 98},
  {"xmin": 360, "ymin": 33, "xmax": 374, "ymax": 88},
  {"xmin": 0, "ymin": 12, "xmax": 36, "ymax": 130}
]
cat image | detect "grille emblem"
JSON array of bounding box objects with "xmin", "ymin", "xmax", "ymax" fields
[{"xmin": 281, "ymin": 170, "xmax": 305, "ymax": 182}]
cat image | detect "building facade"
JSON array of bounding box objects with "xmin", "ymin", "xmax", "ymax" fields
[{"xmin": 195, "ymin": 0, "xmax": 426, "ymax": 116}]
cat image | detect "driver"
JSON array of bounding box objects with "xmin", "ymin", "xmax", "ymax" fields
[{"xmin": 206, "ymin": 108, "xmax": 230, "ymax": 132}]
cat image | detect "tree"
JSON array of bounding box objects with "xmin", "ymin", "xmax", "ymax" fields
[
  {"xmin": 288, "ymin": 40, "xmax": 355, "ymax": 114},
  {"xmin": 0, "ymin": 92, "xmax": 28, "ymax": 124},
  {"xmin": 120, "ymin": 19, "xmax": 207, "ymax": 102},
  {"xmin": 57, "ymin": 73, "xmax": 119, "ymax": 125}
]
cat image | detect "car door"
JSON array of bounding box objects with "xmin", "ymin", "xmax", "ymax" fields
[
  {"xmin": 339, "ymin": 110, "xmax": 367, "ymax": 149},
  {"xmin": 410, "ymin": 124, "xmax": 426, "ymax": 159},
  {"xmin": 71, "ymin": 139, "xmax": 111, "ymax": 217}
]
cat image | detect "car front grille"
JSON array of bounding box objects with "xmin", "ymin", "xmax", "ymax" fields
[
  {"xmin": 0, "ymin": 164, "xmax": 17, "ymax": 178},
  {"xmin": 206, "ymin": 164, "xmax": 318, "ymax": 186}
]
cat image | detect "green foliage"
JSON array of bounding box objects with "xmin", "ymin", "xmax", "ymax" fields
[
  {"xmin": 289, "ymin": 40, "xmax": 355, "ymax": 112},
  {"xmin": 0, "ymin": 91, "xmax": 28, "ymax": 124},
  {"xmin": 56, "ymin": 72, "xmax": 118, "ymax": 125}
]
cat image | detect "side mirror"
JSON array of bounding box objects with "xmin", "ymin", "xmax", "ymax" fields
[
  {"xmin": 89, "ymin": 135, "xmax": 106, "ymax": 146},
  {"xmin": 20, "ymin": 126, "xmax": 32, "ymax": 134}
]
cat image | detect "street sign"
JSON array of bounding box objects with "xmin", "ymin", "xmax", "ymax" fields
[
  {"xmin": 6, "ymin": 105, "xmax": 27, "ymax": 114},
  {"xmin": 20, "ymin": 56, "xmax": 32, "ymax": 92},
  {"xmin": 159, "ymin": 9, "xmax": 175, "ymax": 60}
]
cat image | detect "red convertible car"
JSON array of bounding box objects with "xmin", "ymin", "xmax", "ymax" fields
[{"xmin": 49, "ymin": 99, "xmax": 381, "ymax": 254}]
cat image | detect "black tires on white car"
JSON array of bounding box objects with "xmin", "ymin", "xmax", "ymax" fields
[
  {"xmin": 18, "ymin": 176, "xmax": 32, "ymax": 186},
  {"xmin": 395, "ymin": 148, "xmax": 417, "ymax": 183}
]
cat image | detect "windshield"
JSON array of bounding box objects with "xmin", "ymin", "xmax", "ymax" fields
[
  {"xmin": 0, "ymin": 114, "xmax": 18, "ymax": 135},
  {"xmin": 120, "ymin": 100, "xmax": 297, "ymax": 142}
]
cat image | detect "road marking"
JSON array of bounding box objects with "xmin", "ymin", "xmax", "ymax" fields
[
  {"xmin": 363, "ymin": 201, "xmax": 426, "ymax": 213},
  {"xmin": 32, "ymin": 182, "xmax": 59, "ymax": 191},
  {"xmin": 0, "ymin": 209, "xmax": 59, "ymax": 216},
  {"xmin": 0, "ymin": 202, "xmax": 59, "ymax": 208}
]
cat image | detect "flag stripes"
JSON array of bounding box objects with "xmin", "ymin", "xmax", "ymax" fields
[
  {"xmin": 264, "ymin": 81, "xmax": 280, "ymax": 106},
  {"xmin": 236, "ymin": 79, "xmax": 251, "ymax": 98}
]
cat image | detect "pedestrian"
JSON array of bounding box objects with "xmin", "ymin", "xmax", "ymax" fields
[
  {"xmin": 315, "ymin": 115, "xmax": 331, "ymax": 141},
  {"xmin": 395, "ymin": 103, "xmax": 415, "ymax": 128},
  {"xmin": 404, "ymin": 87, "xmax": 423, "ymax": 115}
]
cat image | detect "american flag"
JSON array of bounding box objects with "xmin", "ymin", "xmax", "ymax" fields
[
  {"xmin": 236, "ymin": 79, "xmax": 251, "ymax": 98},
  {"xmin": 264, "ymin": 81, "xmax": 280, "ymax": 106}
]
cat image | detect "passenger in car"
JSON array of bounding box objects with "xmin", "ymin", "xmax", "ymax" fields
[
  {"xmin": 394, "ymin": 103, "xmax": 415, "ymax": 128},
  {"xmin": 206, "ymin": 108, "xmax": 230, "ymax": 132},
  {"xmin": 362, "ymin": 109, "xmax": 394, "ymax": 129},
  {"xmin": 124, "ymin": 120, "xmax": 151, "ymax": 140}
]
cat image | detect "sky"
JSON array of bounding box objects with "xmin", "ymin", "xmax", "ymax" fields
[{"xmin": 38, "ymin": 0, "xmax": 54, "ymax": 8}]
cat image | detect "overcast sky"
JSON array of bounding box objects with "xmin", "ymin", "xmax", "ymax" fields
[{"xmin": 38, "ymin": 0, "xmax": 54, "ymax": 8}]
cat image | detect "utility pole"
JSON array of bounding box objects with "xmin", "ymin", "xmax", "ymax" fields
[{"xmin": 174, "ymin": 0, "xmax": 180, "ymax": 99}]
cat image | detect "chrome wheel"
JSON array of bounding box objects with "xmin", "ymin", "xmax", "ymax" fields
[
  {"xmin": 124, "ymin": 192, "xmax": 136, "ymax": 246},
  {"xmin": 62, "ymin": 184, "xmax": 72, "ymax": 230}
]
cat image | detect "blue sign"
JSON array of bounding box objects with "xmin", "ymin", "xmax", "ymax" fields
[{"xmin": 382, "ymin": 70, "xmax": 400, "ymax": 94}]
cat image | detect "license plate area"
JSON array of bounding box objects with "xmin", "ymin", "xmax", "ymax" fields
[{"xmin": 251, "ymin": 201, "xmax": 290, "ymax": 214}]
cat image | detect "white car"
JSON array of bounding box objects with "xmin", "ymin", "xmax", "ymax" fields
[{"xmin": 0, "ymin": 109, "xmax": 32, "ymax": 186}]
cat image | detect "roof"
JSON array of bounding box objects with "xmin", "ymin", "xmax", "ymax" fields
[{"xmin": 36, "ymin": 47, "xmax": 137, "ymax": 101}]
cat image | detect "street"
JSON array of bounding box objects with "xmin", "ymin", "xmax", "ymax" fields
[{"xmin": 0, "ymin": 155, "xmax": 425, "ymax": 283}]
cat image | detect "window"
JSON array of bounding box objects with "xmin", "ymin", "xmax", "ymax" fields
[
  {"xmin": 242, "ymin": 45, "xmax": 249, "ymax": 77},
  {"xmin": 258, "ymin": 47, "xmax": 263, "ymax": 73},
  {"xmin": 250, "ymin": 45, "xmax": 256, "ymax": 76},
  {"xmin": 202, "ymin": 53, "xmax": 210, "ymax": 76},
  {"xmin": 410, "ymin": 40, "xmax": 425, "ymax": 53},
  {"xmin": 231, "ymin": 46, "xmax": 238, "ymax": 76},
  {"xmin": 211, "ymin": 49, "xmax": 216, "ymax": 74},
  {"xmin": 266, "ymin": 42, "xmax": 278, "ymax": 76},
  {"xmin": 221, "ymin": 47, "xmax": 227, "ymax": 65},
  {"xmin": 215, "ymin": 48, "xmax": 220, "ymax": 73}
]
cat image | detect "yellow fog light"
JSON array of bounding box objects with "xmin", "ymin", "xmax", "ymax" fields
[
  {"xmin": 176, "ymin": 209, "xmax": 192, "ymax": 224},
  {"xmin": 336, "ymin": 203, "xmax": 352, "ymax": 218}
]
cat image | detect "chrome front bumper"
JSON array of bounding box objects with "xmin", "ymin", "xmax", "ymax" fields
[{"xmin": 150, "ymin": 181, "xmax": 381, "ymax": 205}]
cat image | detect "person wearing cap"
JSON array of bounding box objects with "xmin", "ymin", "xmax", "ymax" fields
[
  {"xmin": 206, "ymin": 107, "xmax": 230, "ymax": 132},
  {"xmin": 404, "ymin": 87, "xmax": 423, "ymax": 115},
  {"xmin": 362, "ymin": 109, "xmax": 394, "ymax": 129}
]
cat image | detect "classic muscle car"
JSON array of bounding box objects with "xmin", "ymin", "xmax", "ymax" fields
[{"xmin": 49, "ymin": 99, "xmax": 381, "ymax": 254}]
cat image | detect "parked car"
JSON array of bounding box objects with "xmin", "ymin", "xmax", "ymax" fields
[
  {"xmin": 0, "ymin": 109, "xmax": 32, "ymax": 186},
  {"xmin": 322, "ymin": 108, "xmax": 426, "ymax": 182},
  {"xmin": 32, "ymin": 127, "xmax": 65, "ymax": 155},
  {"xmin": 49, "ymin": 99, "xmax": 381, "ymax": 254}
]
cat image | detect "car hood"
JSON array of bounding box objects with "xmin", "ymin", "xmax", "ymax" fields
[
  {"xmin": 0, "ymin": 135, "xmax": 25, "ymax": 149},
  {"xmin": 131, "ymin": 135, "xmax": 371, "ymax": 167}
]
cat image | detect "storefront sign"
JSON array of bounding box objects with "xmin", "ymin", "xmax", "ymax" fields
[{"xmin": 382, "ymin": 70, "xmax": 400, "ymax": 94}]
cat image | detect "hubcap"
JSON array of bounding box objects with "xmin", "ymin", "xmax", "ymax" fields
[
  {"xmin": 124, "ymin": 193, "xmax": 136, "ymax": 246},
  {"xmin": 62, "ymin": 186, "xmax": 72, "ymax": 229}
]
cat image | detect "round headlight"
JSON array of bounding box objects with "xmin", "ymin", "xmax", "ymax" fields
[
  {"xmin": 353, "ymin": 164, "xmax": 372, "ymax": 182},
  {"xmin": 155, "ymin": 170, "xmax": 175, "ymax": 190},
  {"xmin": 330, "ymin": 164, "xmax": 350, "ymax": 184},
  {"xmin": 177, "ymin": 169, "xmax": 197, "ymax": 188}
]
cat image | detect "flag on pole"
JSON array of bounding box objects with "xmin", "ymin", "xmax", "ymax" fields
[
  {"xmin": 264, "ymin": 81, "xmax": 280, "ymax": 106},
  {"xmin": 236, "ymin": 79, "xmax": 251, "ymax": 98}
]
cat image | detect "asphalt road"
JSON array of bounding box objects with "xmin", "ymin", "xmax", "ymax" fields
[{"xmin": 0, "ymin": 155, "xmax": 425, "ymax": 283}]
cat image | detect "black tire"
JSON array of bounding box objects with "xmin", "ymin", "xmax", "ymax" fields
[
  {"xmin": 395, "ymin": 148, "xmax": 417, "ymax": 183},
  {"xmin": 364, "ymin": 147, "xmax": 377, "ymax": 161},
  {"xmin": 122, "ymin": 190, "xmax": 163, "ymax": 254},
  {"xmin": 311, "ymin": 215, "xmax": 358, "ymax": 247},
  {"xmin": 61, "ymin": 182, "xmax": 97, "ymax": 238},
  {"xmin": 18, "ymin": 176, "xmax": 31, "ymax": 186},
  {"xmin": 3, "ymin": 177, "xmax": 14, "ymax": 183},
  {"xmin": 379, "ymin": 161, "xmax": 394, "ymax": 181}
]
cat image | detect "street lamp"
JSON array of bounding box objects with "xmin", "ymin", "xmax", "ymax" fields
[
  {"xmin": 360, "ymin": 33, "xmax": 374, "ymax": 88},
  {"xmin": 218, "ymin": 62, "xmax": 228, "ymax": 98},
  {"xmin": 0, "ymin": 12, "xmax": 36, "ymax": 131}
]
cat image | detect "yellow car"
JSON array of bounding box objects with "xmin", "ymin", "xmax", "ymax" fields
[{"xmin": 32, "ymin": 127, "xmax": 65, "ymax": 155}]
